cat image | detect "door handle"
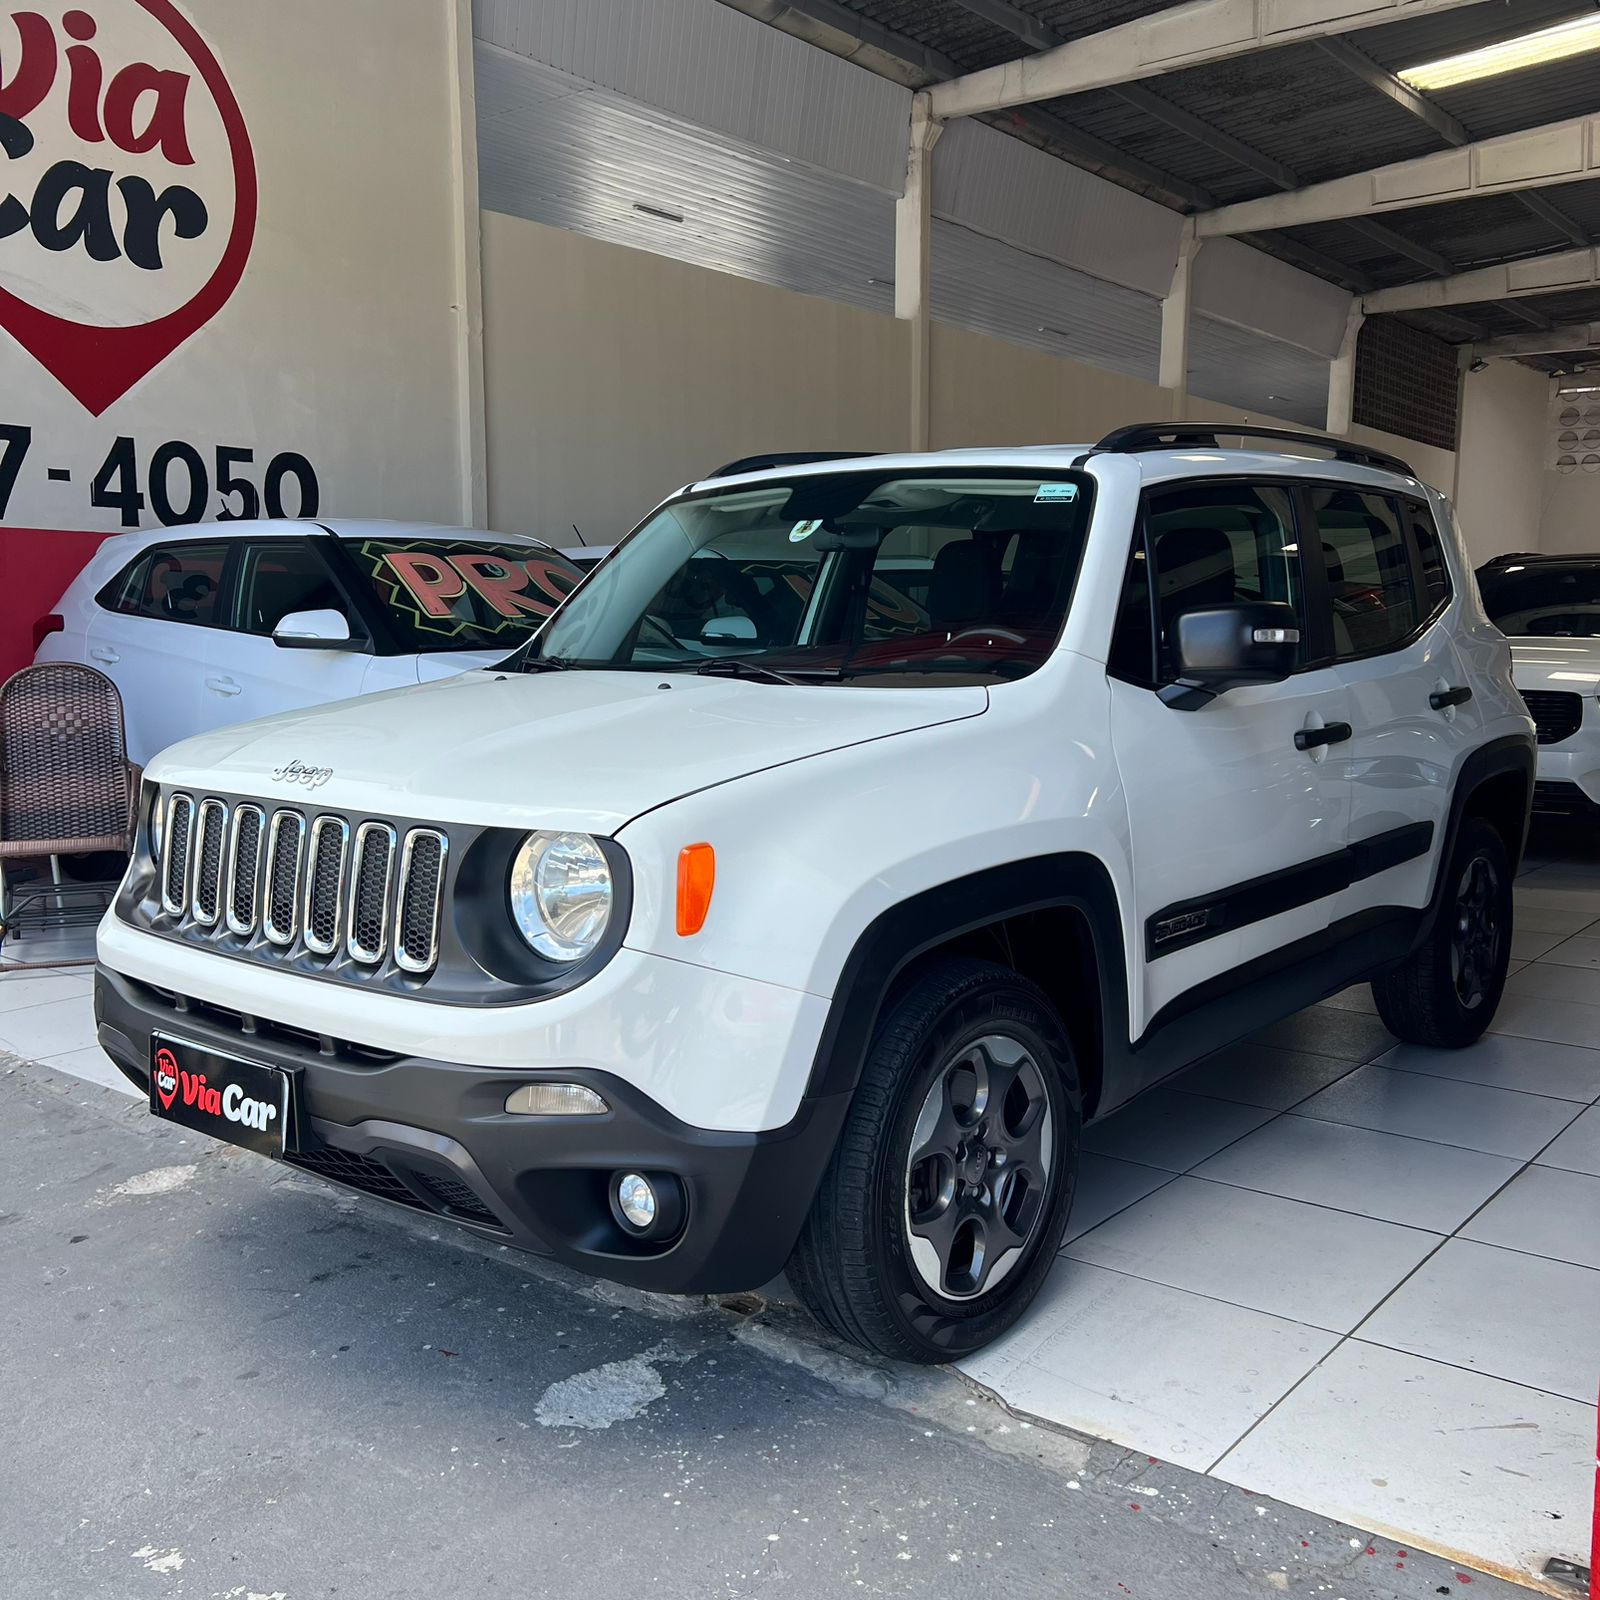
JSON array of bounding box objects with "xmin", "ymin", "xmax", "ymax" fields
[
  {"xmin": 204, "ymin": 676, "xmax": 241, "ymax": 697},
  {"xmin": 1295, "ymin": 722, "xmax": 1352, "ymax": 751},
  {"xmin": 1429, "ymin": 685, "xmax": 1472, "ymax": 711},
  {"xmin": 89, "ymin": 646, "xmax": 120, "ymax": 664}
]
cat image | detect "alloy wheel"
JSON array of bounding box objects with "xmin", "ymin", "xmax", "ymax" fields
[
  {"xmin": 1450, "ymin": 852, "xmax": 1503, "ymax": 1010},
  {"xmin": 903, "ymin": 1033, "xmax": 1054, "ymax": 1301}
]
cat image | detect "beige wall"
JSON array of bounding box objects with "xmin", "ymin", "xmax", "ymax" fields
[
  {"xmin": 1453, "ymin": 361, "xmax": 1549, "ymax": 565},
  {"xmin": 1540, "ymin": 472, "xmax": 1600, "ymax": 555},
  {"xmin": 483, "ymin": 212, "xmax": 1458, "ymax": 545}
]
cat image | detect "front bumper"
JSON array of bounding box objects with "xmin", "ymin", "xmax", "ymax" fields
[
  {"xmin": 95, "ymin": 964, "xmax": 849, "ymax": 1294},
  {"xmin": 1534, "ymin": 740, "xmax": 1600, "ymax": 808}
]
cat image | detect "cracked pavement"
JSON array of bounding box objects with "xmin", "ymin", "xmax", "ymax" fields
[{"xmin": 0, "ymin": 1057, "xmax": 1533, "ymax": 1600}]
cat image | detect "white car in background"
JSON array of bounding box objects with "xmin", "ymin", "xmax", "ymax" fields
[
  {"xmin": 36, "ymin": 520, "xmax": 590, "ymax": 766},
  {"xmin": 1477, "ymin": 553, "xmax": 1600, "ymax": 818}
]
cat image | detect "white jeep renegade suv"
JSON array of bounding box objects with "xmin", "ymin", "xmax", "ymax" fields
[{"xmin": 96, "ymin": 425, "xmax": 1535, "ymax": 1362}]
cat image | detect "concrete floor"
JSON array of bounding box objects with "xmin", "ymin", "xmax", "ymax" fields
[{"xmin": 0, "ymin": 1058, "xmax": 1535, "ymax": 1600}]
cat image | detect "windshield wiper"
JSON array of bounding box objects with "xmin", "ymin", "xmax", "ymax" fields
[
  {"xmin": 518, "ymin": 654, "xmax": 577, "ymax": 673},
  {"xmin": 694, "ymin": 658, "xmax": 825, "ymax": 686}
]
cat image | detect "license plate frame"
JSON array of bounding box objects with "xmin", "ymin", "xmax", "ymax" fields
[{"xmin": 148, "ymin": 1033, "xmax": 293, "ymax": 1157}]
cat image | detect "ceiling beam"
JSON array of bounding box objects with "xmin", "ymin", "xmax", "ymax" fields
[
  {"xmin": 927, "ymin": 0, "xmax": 1495, "ymax": 120},
  {"xmin": 1313, "ymin": 37, "xmax": 1591, "ymax": 249},
  {"xmin": 1362, "ymin": 244, "xmax": 1600, "ymax": 313},
  {"xmin": 1198, "ymin": 113, "xmax": 1600, "ymax": 238},
  {"xmin": 1471, "ymin": 321, "xmax": 1600, "ymax": 359}
]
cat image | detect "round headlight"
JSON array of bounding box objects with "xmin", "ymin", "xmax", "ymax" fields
[{"xmin": 509, "ymin": 831, "xmax": 613, "ymax": 962}]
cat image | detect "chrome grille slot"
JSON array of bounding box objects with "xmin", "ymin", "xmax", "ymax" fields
[
  {"xmin": 347, "ymin": 822, "xmax": 396, "ymax": 964},
  {"xmin": 263, "ymin": 810, "xmax": 306, "ymax": 946},
  {"xmin": 1521, "ymin": 688, "xmax": 1583, "ymax": 747},
  {"xmin": 161, "ymin": 794, "xmax": 195, "ymax": 916},
  {"xmin": 303, "ymin": 815, "xmax": 350, "ymax": 957},
  {"xmin": 395, "ymin": 828, "xmax": 447, "ymax": 973},
  {"xmin": 226, "ymin": 805, "xmax": 265, "ymax": 935},
  {"xmin": 191, "ymin": 799, "xmax": 228, "ymax": 926}
]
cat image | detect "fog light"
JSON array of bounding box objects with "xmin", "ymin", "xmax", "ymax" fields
[
  {"xmin": 504, "ymin": 1083, "xmax": 609, "ymax": 1116},
  {"xmin": 615, "ymin": 1172, "xmax": 657, "ymax": 1231}
]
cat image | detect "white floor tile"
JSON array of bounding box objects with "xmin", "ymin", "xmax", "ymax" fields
[
  {"xmin": 1080, "ymin": 1088, "xmax": 1275, "ymax": 1173},
  {"xmin": 1165, "ymin": 1043, "xmax": 1358, "ymax": 1111},
  {"xmin": 0, "ymin": 969, "xmax": 93, "ymax": 1013},
  {"xmin": 1461, "ymin": 1165, "xmax": 1600, "ymax": 1271},
  {"xmin": 1516, "ymin": 902, "xmax": 1600, "ymax": 936},
  {"xmin": 1542, "ymin": 934, "xmax": 1600, "ymax": 972},
  {"xmin": 1065, "ymin": 1175, "xmax": 1439, "ymax": 1333},
  {"xmin": 40, "ymin": 1046, "xmax": 138, "ymax": 1098},
  {"xmin": 1486, "ymin": 993, "xmax": 1600, "ymax": 1050},
  {"xmin": 1319, "ymin": 984, "xmax": 1377, "ymax": 1015},
  {"xmin": 1246, "ymin": 1005, "xmax": 1398, "ymax": 1064},
  {"xmin": 1062, "ymin": 1154, "xmax": 1175, "ymax": 1244},
  {"xmin": 1380, "ymin": 1033, "xmax": 1600, "ymax": 1104},
  {"xmin": 0, "ymin": 992, "xmax": 98, "ymax": 1060},
  {"xmin": 959, "ymin": 1261, "xmax": 1338, "ymax": 1472},
  {"xmin": 1214, "ymin": 1343, "xmax": 1595, "ymax": 1585},
  {"xmin": 1516, "ymin": 884, "xmax": 1600, "ymax": 916},
  {"xmin": 1511, "ymin": 926, "xmax": 1570, "ymax": 961},
  {"xmin": 1540, "ymin": 1104, "xmax": 1600, "ymax": 1177},
  {"xmin": 1356, "ymin": 1238, "xmax": 1600, "ymax": 1403},
  {"xmin": 1192, "ymin": 1116, "xmax": 1520, "ymax": 1233},
  {"xmin": 1294, "ymin": 1064, "xmax": 1584, "ymax": 1160},
  {"xmin": 1505, "ymin": 961, "xmax": 1600, "ymax": 1007}
]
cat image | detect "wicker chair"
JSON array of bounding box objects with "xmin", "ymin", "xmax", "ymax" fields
[{"xmin": 0, "ymin": 662, "xmax": 139, "ymax": 938}]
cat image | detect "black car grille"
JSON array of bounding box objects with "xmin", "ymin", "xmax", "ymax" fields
[
  {"xmin": 1522, "ymin": 689, "xmax": 1583, "ymax": 746},
  {"xmin": 284, "ymin": 1148, "xmax": 430, "ymax": 1210},
  {"xmin": 155, "ymin": 796, "xmax": 447, "ymax": 975}
]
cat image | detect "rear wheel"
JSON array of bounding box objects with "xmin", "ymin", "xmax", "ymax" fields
[
  {"xmin": 788, "ymin": 958, "xmax": 1081, "ymax": 1363},
  {"xmin": 1372, "ymin": 816, "xmax": 1512, "ymax": 1049}
]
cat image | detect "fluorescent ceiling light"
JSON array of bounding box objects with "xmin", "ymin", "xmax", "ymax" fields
[{"xmin": 1398, "ymin": 12, "xmax": 1600, "ymax": 90}]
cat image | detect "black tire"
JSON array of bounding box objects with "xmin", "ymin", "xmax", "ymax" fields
[
  {"xmin": 1372, "ymin": 816, "xmax": 1512, "ymax": 1049},
  {"xmin": 787, "ymin": 957, "xmax": 1082, "ymax": 1363}
]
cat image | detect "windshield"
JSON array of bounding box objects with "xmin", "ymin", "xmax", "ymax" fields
[
  {"xmin": 529, "ymin": 470, "xmax": 1093, "ymax": 684},
  {"xmin": 342, "ymin": 536, "xmax": 586, "ymax": 652},
  {"xmin": 1479, "ymin": 562, "xmax": 1600, "ymax": 639}
]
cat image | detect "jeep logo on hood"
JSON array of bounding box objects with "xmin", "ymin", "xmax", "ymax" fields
[{"xmin": 272, "ymin": 759, "xmax": 331, "ymax": 790}]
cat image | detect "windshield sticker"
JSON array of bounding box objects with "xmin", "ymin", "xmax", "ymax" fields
[
  {"xmin": 1033, "ymin": 483, "xmax": 1079, "ymax": 504},
  {"xmin": 354, "ymin": 542, "xmax": 583, "ymax": 641},
  {"xmin": 789, "ymin": 518, "xmax": 823, "ymax": 544}
]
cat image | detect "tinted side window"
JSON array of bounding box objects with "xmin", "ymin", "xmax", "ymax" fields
[
  {"xmin": 1407, "ymin": 503, "xmax": 1452, "ymax": 614},
  {"xmin": 231, "ymin": 541, "xmax": 345, "ymax": 636},
  {"xmin": 100, "ymin": 543, "xmax": 228, "ymax": 626},
  {"xmin": 1145, "ymin": 482, "xmax": 1304, "ymax": 680},
  {"xmin": 1108, "ymin": 540, "xmax": 1154, "ymax": 684},
  {"xmin": 1311, "ymin": 489, "xmax": 1419, "ymax": 659}
]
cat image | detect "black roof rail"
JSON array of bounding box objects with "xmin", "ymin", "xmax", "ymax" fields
[
  {"xmin": 708, "ymin": 450, "xmax": 879, "ymax": 479},
  {"xmin": 1094, "ymin": 423, "xmax": 1414, "ymax": 479}
]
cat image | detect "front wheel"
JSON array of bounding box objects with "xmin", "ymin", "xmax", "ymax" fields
[
  {"xmin": 787, "ymin": 958, "xmax": 1081, "ymax": 1363},
  {"xmin": 1372, "ymin": 816, "xmax": 1512, "ymax": 1049}
]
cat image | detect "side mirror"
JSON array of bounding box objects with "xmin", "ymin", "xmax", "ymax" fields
[
  {"xmin": 700, "ymin": 615, "xmax": 758, "ymax": 644},
  {"xmin": 1158, "ymin": 601, "xmax": 1300, "ymax": 711},
  {"xmin": 272, "ymin": 608, "xmax": 354, "ymax": 651}
]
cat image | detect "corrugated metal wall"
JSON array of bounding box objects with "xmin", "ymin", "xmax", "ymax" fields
[{"xmin": 472, "ymin": 0, "xmax": 1341, "ymax": 427}]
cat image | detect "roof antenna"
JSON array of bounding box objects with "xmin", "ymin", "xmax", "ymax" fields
[{"xmin": 571, "ymin": 523, "xmax": 588, "ymax": 547}]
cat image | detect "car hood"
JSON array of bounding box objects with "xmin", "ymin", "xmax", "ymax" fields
[
  {"xmin": 1507, "ymin": 636, "xmax": 1600, "ymax": 695},
  {"xmin": 147, "ymin": 669, "xmax": 988, "ymax": 833}
]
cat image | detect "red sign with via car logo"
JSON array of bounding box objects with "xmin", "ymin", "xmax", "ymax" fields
[{"xmin": 0, "ymin": 1, "xmax": 256, "ymax": 413}]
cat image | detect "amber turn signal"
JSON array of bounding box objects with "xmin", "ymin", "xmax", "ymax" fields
[{"xmin": 676, "ymin": 842, "xmax": 715, "ymax": 936}]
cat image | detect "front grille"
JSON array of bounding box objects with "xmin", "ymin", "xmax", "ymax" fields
[
  {"xmin": 1522, "ymin": 689, "xmax": 1583, "ymax": 746},
  {"xmin": 192, "ymin": 799, "xmax": 227, "ymax": 926},
  {"xmin": 303, "ymin": 816, "xmax": 349, "ymax": 956},
  {"xmin": 396, "ymin": 829, "xmax": 447, "ymax": 973},
  {"xmin": 227, "ymin": 805, "xmax": 265, "ymax": 934},
  {"xmin": 415, "ymin": 1172, "xmax": 501, "ymax": 1227},
  {"xmin": 284, "ymin": 1148, "xmax": 429, "ymax": 1211},
  {"xmin": 152, "ymin": 792, "xmax": 448, "ymax": 980},
  {"xmin": 348, "ymin": 822, "xmax": 396, "ymax": 964},
  {"xmin": 161, "ymin": 793, "xmax": 195, "ymax": 914}
]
